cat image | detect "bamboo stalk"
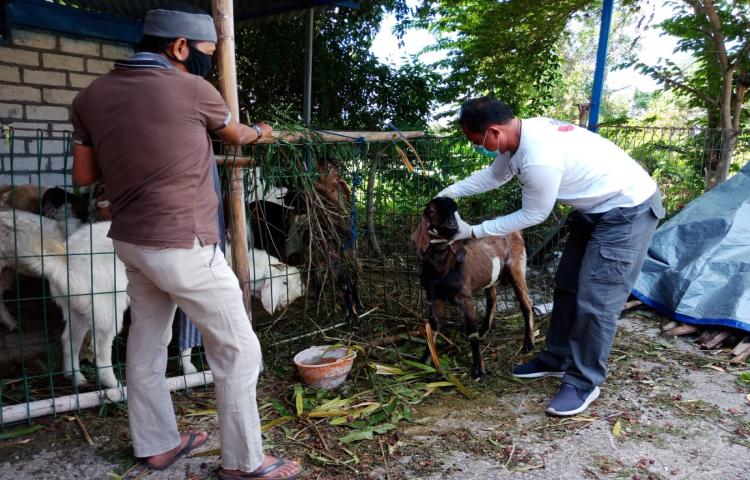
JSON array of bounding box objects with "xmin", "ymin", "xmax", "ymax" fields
[
  {"xmin": 216, "ymin": 130, "xmax": 425, "ymax": 166},
  {"xmin": 365, "ymin": 154, "xmax": 384, "ymax": 258},
  {"xmin": 212, "ymin": 0, "xmax": 252, "ymax": 312},
  {"xmin": 73, "ymin": 415, "xmax": 94, "ymax": 446},
  {"xmin": 261, "ymin": 129, "xmax": 425, "ymax": 145}
]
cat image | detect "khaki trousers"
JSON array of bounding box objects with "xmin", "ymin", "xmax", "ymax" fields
[{"xmin": 114, "ymin": 238, "xmax": 264, "ymax": 472}]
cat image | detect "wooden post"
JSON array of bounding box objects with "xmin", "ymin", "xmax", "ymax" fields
[{"xmin": 212, "ymin": 0, "xmax": 253, "ymax": 312}]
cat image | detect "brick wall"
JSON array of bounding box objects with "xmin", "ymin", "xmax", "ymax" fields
[{"xmin": 0, "ymin": 27, "xmax": 133, "ymax": 187}]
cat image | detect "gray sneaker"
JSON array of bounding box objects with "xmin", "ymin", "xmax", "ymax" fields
[
  {"xmin": 545, "ymin": 382, "xmax": 601, "ymax": 416},
  {"xmin": 511, "ymin": 357, "xmax": 564, "ymax": 379}
]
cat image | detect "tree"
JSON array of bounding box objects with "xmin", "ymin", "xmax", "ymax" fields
[
  {"xmin": 406, "ymin": 0, "xmax": 642, "ymax": 117},
  {"xmin": 234, "ymin": 1, "xmax": 439, "ymax": 130},
  {"xmin": 632, "ymin": 0, "xmax": 750, "ymax": 187},
  {"xmin": 546, "ymin": 5, "xmax": 639, "ymax": 125}
]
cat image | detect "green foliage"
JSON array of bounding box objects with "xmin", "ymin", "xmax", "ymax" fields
[
  {"xmin": 546, "ymin": 5, "xmax": 639, "ymax": 123},
  {"xmin": 628, "ymin": 0, "xmax": 750, "ymax": 128},
  {"xmin": 407, "ymin": 0, "xmax": 615, "ymax": 117},
  {"xmin": 234, "ymin": 1, "xmax": 439, "ymax": 129}
]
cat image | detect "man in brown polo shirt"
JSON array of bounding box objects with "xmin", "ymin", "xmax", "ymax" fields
[{"xmin": 71, "ymin": 4, "xmax": 300, "ymax": 479}]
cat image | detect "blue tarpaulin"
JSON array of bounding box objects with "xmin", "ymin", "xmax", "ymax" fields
[{"xmin": 632, "ymin": 161, "xmax": 750, "ymax": 332}]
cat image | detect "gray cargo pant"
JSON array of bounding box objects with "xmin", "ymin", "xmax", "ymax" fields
[{"xmin": 537, "ymin": 191, "xmax": 664, "ymax": 391}]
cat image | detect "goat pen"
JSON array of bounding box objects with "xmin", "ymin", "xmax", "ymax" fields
[{"xmin": 0, "ymin": 124, "xmax": 747, "ymax": 428}]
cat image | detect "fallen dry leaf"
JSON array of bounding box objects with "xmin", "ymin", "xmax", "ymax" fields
[{"xmin": 612, "ymin": 419, "xmax": 622, "ymax": 437}]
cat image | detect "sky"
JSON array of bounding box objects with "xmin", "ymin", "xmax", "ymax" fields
[{"xmin": 370, "ymin": 1, "xmax": 689, "ymax": 99}]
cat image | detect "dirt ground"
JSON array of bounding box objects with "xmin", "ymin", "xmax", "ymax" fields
[{"xmin": 0, "ymin": 311, "xmax": 748, "ymax": 480}]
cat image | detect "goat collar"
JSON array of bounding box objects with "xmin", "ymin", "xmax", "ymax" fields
[
  {"xmin": 426, "ymin": 227, "xmax": 466, "ymax": 262},
  {"xmin": 429, "ymin": 237, "xmax": 454, "ymax": 245},
  {"xmin": 427, "ymin": 228, "xmax": 455, "ymax": 245}
]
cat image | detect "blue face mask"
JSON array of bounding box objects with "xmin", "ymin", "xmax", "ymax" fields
[
  {"xmin": 472, "ymin": 129, "xmax": 498, "ymax": 158},
  {"xmin": 473, "ymin": 144, "xmax": 498, "ymax": 158}
]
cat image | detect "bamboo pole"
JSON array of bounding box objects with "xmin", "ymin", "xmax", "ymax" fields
[
  {"xmin": 216, "ymin": 130, "xmax": 426, "ymax": 166},
  {"xmin": 261, "ymin": 129, "xmax": 425, "ymax": 144},
  {"xmin": 212, "ymin": 0, "xmax": 253, "ymax": 312}
]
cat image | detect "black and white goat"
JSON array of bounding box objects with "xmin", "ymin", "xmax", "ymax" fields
[
  {"xmin": 0, "ymin": 211, "xmax": 128, "ymax": 388},
  {"xmin": 410, "ymin": 197, "xmax": 535, "ymax": 379},
  {"xmin": 236, "ymin": 162, "xmax": 362, "ymax": 321}
]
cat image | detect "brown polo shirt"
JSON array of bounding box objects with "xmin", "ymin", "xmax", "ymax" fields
[{"xmin": 72, "ymin": 62, "xmax": 229, "ymax": 248}]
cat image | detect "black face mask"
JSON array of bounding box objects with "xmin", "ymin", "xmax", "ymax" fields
[
  {"xmin": 166, "ymin": 42, "xmax": 212, "ymax": 78},
  {"xmin": 184, "ymin": 43, "xmax": 212, "ymax": 78}
]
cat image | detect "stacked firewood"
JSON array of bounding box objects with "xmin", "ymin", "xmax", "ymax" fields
[
  {"xmin": 623, "ymin": 301, "xmax": 750, "ymax": 364},
  {"xmin": 661, "ymin": 320, "xmax": 750, "ymax": 364}
]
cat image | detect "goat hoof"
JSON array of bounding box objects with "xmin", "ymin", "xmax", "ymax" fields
[
  {"xmin": 100, "ymin": 378, "xmax": 121, "ymax": 389},
  {"xmin": 68, "ymin": 373, "xmax": 87, "ymax": 387},
  {"xmin": 420, "ymin": 348, "xmax": 435, "ymax": 365},
  {"xmin": 0, "ymin": 319, "xmax": 18, "ymax": 331},
  {"xmin": 470, "ymin": 368, "xmax": 485, "ymax": 381},
  {"xmin": 523, "ymin": 342, "xmax": 535, "ymax": 353}
]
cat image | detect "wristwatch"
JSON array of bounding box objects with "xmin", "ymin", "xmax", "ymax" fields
[{"xmin": 250, "ymin": 123, "xmax": 263, "ymax": 140}]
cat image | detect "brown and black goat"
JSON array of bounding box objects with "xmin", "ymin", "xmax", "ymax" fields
[
  {"xmin": 411, "ymin": 197, "xmax": 535, "ymax": 379},
  {"xmin": 0, "ymin": 183, "xmax": 111, "ymax": 223}
]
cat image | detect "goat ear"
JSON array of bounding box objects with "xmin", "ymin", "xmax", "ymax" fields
[
  {"xmin": 260, "ymin": 281, "xmax": 277, "ymax": 314},
  {"xmin": 410, "ymin": 216, "xmax": 430, "ymax": 257}
]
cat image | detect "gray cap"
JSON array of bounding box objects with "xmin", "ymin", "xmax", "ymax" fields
[{"xmin": 142, "ymin": 8, "xmax": 217, "ymax": 43}]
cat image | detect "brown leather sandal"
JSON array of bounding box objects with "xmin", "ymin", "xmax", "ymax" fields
[
  {"xmin": 218, "ymin": 458, "xmax": 302, "ymax": 479},
  {"xmin": 142, "ymin": 431, "xmax": 208, "ymax": 470}
]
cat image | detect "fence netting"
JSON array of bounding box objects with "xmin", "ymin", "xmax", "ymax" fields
[{"xmin": 0, "ymin": 124, "xmax": 747, "ymax": 427}]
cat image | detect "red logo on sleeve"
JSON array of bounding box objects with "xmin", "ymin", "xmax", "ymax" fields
[{"xmin": 558, "ymin": 125, "xmax": 575, "ymax": 132}]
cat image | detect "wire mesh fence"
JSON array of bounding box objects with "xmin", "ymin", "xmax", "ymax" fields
[{"xmin": 0, "ymin": 124, "xmax": 747, "ymax": 427}]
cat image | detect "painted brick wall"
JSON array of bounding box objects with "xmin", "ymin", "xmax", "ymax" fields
[{"xmin": 0, "ymin": 27, "xmax": 133, "ymax": 187}]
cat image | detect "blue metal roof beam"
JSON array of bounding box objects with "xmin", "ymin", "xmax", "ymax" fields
[
  {"xmin": 5, "ymin": 0, "xmax": 360, "ymax": 44},
  {"xmin": 8, "ymin": 0, "xmax": 142, "ymax": 44}
]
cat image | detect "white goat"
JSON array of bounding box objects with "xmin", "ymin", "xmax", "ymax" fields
[
  {"xmin": 0, "ymin": 211, "xmax": 128, "ymax": 388},
  {"xmin": 180, "ymin": 245, "xmax": 303, "ymax": 374},
  {"xmin": 0, "ymin": 212, "xmax": 82, "ymax": 330}
]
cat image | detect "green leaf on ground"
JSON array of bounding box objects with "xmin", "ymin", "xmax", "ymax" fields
[
  {"xmin": 339, "ymin": 430, "xmax": 374, "ymax": 444},
  {"xmin": 272, "ymin": 399, "xmax": 290, "ymax": 417},
  {"xmin": 0, "ymin": 424, "xmax": 42, "ymax": 441},
  {"xmin": 293, "ymin": 384, "xmax": 304, "ymax": 416}
]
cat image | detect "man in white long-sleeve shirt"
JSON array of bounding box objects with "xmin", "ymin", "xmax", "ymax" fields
[{"xmin": 438, "ymin": 97, "xmax": 664, "ymax": 416}]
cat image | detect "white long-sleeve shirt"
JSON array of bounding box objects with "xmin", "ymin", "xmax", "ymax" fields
[{"xmin": 444, "ymin": 118, "xmax": 657, "ymax": 237}]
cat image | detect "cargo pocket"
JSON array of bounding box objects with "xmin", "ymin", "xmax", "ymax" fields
[{"xmin": 590, "ymin": 246, "xmax": 638, "ymax": 284}]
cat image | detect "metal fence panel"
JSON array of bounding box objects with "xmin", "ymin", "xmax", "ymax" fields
[{"xmin": 0, "ymin": 125, "xmax": 747, "ymax": 427}]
